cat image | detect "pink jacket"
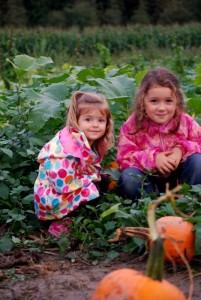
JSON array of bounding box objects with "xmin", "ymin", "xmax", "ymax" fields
[
  {"xmin": 34, "ymin": 127, "xmax": 102, "ymax": 220},
  {"xmin": 117, "ymin": 112, "xmax": 201, "ymax": 172}
]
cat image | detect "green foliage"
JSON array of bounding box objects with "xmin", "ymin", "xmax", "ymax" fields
[
  {"xmin": 0, "ymin": 53, "xmax": 201, "ymax": 260},
  {"xmin": 96, "ymin": 43, "xmax": 111, "ymax": 67},
  {"xmin": 1, "ymin": 24, "xmax": 201, "ymax": 69}
]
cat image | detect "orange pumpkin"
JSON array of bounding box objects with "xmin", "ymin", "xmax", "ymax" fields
[
  {"xmin": 108, "ymin": 180, "xmax": 118, "ymax": 190},
  {"xmin": 109, "ymin": 216, "xmax": 195, "ymax": 264},
  {"xmin": 155, "ymin": 216, "xmax": 195, "ymax": 263},
  {"xmin": 104, "ymin": 161, "xmax": 119, "ymax": 169},
  {"xmin": 91, "ymin": 268, "xmax": 186, "ymax": 300}
]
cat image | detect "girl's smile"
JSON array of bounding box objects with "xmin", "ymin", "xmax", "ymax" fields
[
  {"xmin": 144, "ymin": 85, "xmax": 177, "ymax": 124},
  {"xmin": 78, "ymin": 109, "xmax": 107, "ymax": 146}
]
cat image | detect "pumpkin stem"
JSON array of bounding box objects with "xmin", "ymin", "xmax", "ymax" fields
[
  {"xmin": 108, "ymin": 227, "xmax": 150, "ymax": 243},
  {"xmin": 146, "ymin": 235, "xmax": 164, "ymax": 280},
  {"xmin": 146, "ymin": 184, "xmax": 183, "ymax": 281}
]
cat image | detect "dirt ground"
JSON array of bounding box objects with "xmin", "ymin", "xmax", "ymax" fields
[{"xmin": 0, "ymin": 249, "xmax": 200, "ymax": 300}]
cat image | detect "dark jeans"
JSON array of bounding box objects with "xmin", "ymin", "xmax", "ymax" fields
[
  {"xmin": 88, "ymin": 174, "xmax": 109, "ymax": 206},
  {"xmin": 94, "ymin": 174, "xmax": 110, "ymax": 194},
  {"xmin": 119, "ymin": 153, "xmax": 201, "ymax": 201}
]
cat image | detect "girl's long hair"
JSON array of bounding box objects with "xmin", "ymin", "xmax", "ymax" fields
[
  {"xmin": 66, "ymin": 91, "xmax": 114, "ymax": 157},
  {"xmin": 132, "ymin": 67, "xmax": 185, "ymax": 133}
]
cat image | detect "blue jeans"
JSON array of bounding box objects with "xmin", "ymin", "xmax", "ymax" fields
[{"xmin": 119, "ymin": 154, "xmax": 201, "ymax": 201}]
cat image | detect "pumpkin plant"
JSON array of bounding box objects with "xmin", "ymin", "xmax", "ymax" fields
[{"xmin": 91, "ymin": 186, "xmax": 189, "ymax": 300}]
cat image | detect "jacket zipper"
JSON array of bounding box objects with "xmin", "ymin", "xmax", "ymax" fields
[{"xmin": 159, "ymin": 130, "xmax": 165, "ymax": 151}]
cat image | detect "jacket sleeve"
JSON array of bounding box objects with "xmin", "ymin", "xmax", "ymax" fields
[
  {"xmin": 45, "ymin": 157, "xmax": 99, "ymax": 194},
  {"xmin": 174, "ymin": 115, "xmax": 201, "ymax": 161},
  {"xmin": 116, "ymin": 124, "xmax": 160, "ymax": 171}
]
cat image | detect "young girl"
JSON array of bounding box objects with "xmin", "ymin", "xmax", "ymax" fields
[
  {"xmin": 34, "ymin": 91, "xmax": 114, "ymax": 236},
  {"xmin": 117, "ymin": 67, "xmax": 201, "ymax": 200}
]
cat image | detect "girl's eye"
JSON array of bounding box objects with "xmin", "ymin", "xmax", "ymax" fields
[
  {"xmin": 150, "ymin": 99, "xmax": 157, "ymax": 103},
  {"xmin": 99, "ymin": 119, "xmax": 106, "ymax": 123},
  {"xmin": 166, "ymin": 98, "xmax": 173, "ymax": 103}
]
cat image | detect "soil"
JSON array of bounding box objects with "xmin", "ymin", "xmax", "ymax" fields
[{"xmin": 0, "ymin": 249, "xmax": 201, "ymax": 300}]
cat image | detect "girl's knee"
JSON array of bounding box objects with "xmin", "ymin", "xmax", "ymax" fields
[
  {"xmin": 119, "ymin": 168, "xmax": 145, "ymax": 200},
  {"xmin": 120, "ymin": 168, "xmax": 144, "ymax": 183},
  {"xmin": 182, "ymin": 153, "xmax": 201, "ymax": 185},
  {"xmin": 186, "ymin": 154, "xmax": 201, "ymax": 171}
]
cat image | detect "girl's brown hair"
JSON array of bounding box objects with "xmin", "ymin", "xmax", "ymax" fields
[
  {"xmin": 132, "ymin": 67, "xmax": 185, "ymax": 132},
  {"xmin": 66, "ymin": 91, "xmax": 114, "ymax": 157}
]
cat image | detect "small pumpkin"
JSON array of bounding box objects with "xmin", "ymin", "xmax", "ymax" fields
[
  {"xmin": 104, "ymin": 161, "xmax": 119, "ymax": 169},
  {"xmin": 108, "ymin": 180, "xmax": 118, "ymax": 190},
  {"xmin": 155, "ymin": 216, "xmax": 195, "ymax": 263}
]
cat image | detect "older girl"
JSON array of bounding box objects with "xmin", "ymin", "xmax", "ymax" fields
[{"xmin": 117, "ymin": 67, "xmax": 201, "ymax": 200}]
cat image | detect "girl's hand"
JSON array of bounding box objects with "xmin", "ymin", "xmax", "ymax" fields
[
  {"xmin": 155, "ymin": 151, "xmax": 177, "ymax": 175},
  {"xmin": 83, "ymin": 165, "xmax": 101, "ymax": 181},
  {"xmin": 166, "ymin": 147, "xmax": 182, "ymax": 169},
  {"xmin": 93, "ymin": 174, "xmax": 101, "ymax": 182},
  {"xmin": 85, "ymin": 165, "xmax": 96, "ymax": 174}
]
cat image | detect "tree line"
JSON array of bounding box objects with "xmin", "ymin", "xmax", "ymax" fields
[{"xmin": 0, "ymin": 0, "xmax": 201, "ymax": 29}]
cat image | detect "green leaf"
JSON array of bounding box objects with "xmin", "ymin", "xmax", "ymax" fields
[
  {"xmin": 11, "ymin": 55, "xmax": 53, "ymax": 71},
  {"xmin": 36, "ymin": 56, "xmax": 54, "ymax": 67},
  {"xmin": 104, "ymin": 221, "xmax": 116, "ymax": 231},
  {"xmin": 43, "ymin": 83, "xmax": 68, "ymax": 101},
  {"xmin": 0, "ymin": 236, "xmax": 13, "ymax": 252},
  {"xmin": 13, "ymin": 55, "xmax": 36, "ymax": 71},
  {"xmin": 91, "ymin": 250, "xmax": 103, "ymax": 258},
  {"xmin": 0, "ymin": 183, "xmax": 10, "ymax": 200},
  {"xmin": 135, "ymin": 70, "xmax": 148, "ymax": 85},
  {"xmin": 162, "ymin": 202, "xmax": 176, "ymax": 216},
  {"xmin": 58, "ymin": 235, "xmax": 70, "ymax": 255},
  {"xmin": 27, "ymin": 83, "xmax": 68, "ymax": 132},
  {"xmin": 92, "ymin": 74, "xmax": 135, "ymax": 99},
  {"xmin": 100, "ymin": 203, "xmax": 121, "ymax": 219},
  {"xmin": 189, "ymin": 216, "xmax": 201, "ymax": 223},
  {"xmin": 12, "ymin": 236, "xmax": 21, "ymax": 244},
  {"xmin": 107, "ymin": 65, "xmax": 134, "ymax": 77},
  {"xmin": 106, "ymin": 250, "xmax": 119, "ymax": 260},
  {"xmin": 194, "ymin": 75, "xmax": 201, "ymax": 86},
  {"xmin": 190, "ymin": 184, "xmax": 201, "ymax": 193},
  {"xmin": 0, "ymin": 148, "xmax": 13, "ymax": 158},
  {"xmin": 95, "ymin": 228, "xmax": 103, "ymax": 236},
  {"xmin": 77, "ymin": 68, "xmax": 105, "ymax": 82},
  {"xmin": 187, "ymin": 98, "xmax": 201, "ymax": 115}
]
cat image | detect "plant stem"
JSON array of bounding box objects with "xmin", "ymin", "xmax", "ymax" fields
[{"xmin": 146, "ymin": 185, "xmax": 183, "ymax": 281}]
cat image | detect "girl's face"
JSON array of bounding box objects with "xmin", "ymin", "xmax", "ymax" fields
[
  {"xmin": 144, "ymin": 85, "xmax": 177, "ymax": 124},
  {"xmin": 78, "ymin": 108, "xmax": 107, "ymax": 146}
]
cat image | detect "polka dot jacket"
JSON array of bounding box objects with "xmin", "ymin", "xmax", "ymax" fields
[{"xmin": 34, "ymin": 127, "xmax": 102, "ymax": 220}]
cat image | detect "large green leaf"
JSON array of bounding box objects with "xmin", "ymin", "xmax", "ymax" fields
[
  {"xmin": 87, "ymin": 74, "xmax": 135, "ymax": 100},
  {"xmin": 12, "ymin": 55, "xmax": 53, "ymax": 71},
  {"xmin": 106, "ymin": 65, "xmax": 134, "ymax": 77},
  {"xmin": 27, "ymin": 83, "xmax": 69, "ymax": 132},
  {"xmin": 77, "ymin": 67, "xmax": 105, "ymax": 82}
]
